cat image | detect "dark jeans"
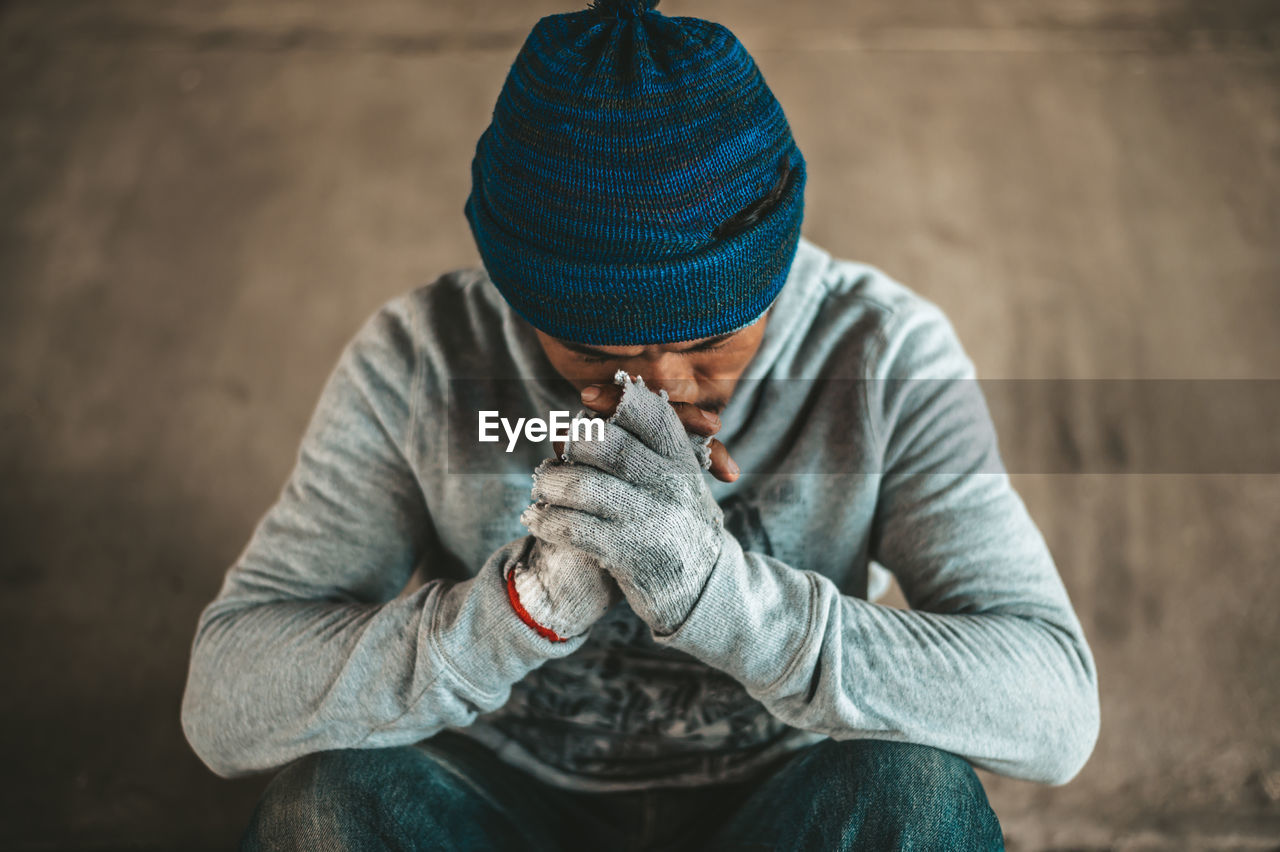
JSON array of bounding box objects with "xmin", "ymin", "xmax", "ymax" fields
[{"xmin": 240, "ymin": 731, "xmax": 1005, "ymax": 851}]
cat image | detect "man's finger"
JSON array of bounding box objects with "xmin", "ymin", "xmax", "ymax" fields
[
  {"xmin": 520, "ymin": 502, "xmax": 613, "ymax": 560},
  {"xmin": 578, "ymin": 382, "xmax": 623, "ymax": 414},
  {"xmin": 706, "ymin": 438, "xmax": 741, "ymax": 483},
  {"xmin": 668, "ymin": 400, "xmax": 721, "ymax": 436},
  {"xmin": 559, "ymin": 423, "xmax": 690, "ymax": 495},
  {"xmin": 557, "ymin": 425, "xmax": 737, "ymax": 481},
  {"xmin": 531, "ymin": 462, "xmax": 646, "ymax": 522}
]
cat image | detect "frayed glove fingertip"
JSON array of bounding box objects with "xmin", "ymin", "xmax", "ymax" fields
[{"xmin": 690, "ymin": 434, "xmax": 714, "ymax": 471}]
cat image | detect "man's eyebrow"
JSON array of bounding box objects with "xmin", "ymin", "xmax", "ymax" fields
[
  {"xmin": 559, "ymin": 340, "xmax": 629, "ymax": 357},
  {"xmin": 681, "ymin": 331, "xmax": 738, "ymax": 350},
  {"xmin": 559, "ymin": 331, "xmax": 737, "ymax": 358}
]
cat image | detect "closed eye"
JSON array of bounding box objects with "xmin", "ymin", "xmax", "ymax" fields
[{"xmin": 689, "ymin": 338, "xmax": 733, "ymax": 354}]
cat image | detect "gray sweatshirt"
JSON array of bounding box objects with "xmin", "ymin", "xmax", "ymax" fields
[{"xmin": 180, "ymin": 235, "xmax": 1100, "ymax": 791}]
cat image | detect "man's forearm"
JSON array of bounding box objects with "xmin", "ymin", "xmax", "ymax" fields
[
  {"xmin": 652, "ymin": 533, "xmax": 1101, "ymax": 787},
  {"xmin": 181, "ymin": 536, "xmax": 588, "ymax": 779}
]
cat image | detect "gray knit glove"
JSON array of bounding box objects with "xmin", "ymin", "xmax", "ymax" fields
[
  {"xmin": 521, "ymin": 371, "xmax": 727, "ymax": 636},
  {"xmin": 507, "ymin": 535, "xmax": 622, "ymax": 640}
]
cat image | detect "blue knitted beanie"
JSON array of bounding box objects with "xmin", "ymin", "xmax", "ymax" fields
[{"xmin": 465, "ymin": 0, "xmax": 807, "ymax": 346}]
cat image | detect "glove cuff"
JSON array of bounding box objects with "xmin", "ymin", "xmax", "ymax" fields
[{"xmin": 505, "ymin": 564, "xmax": 572, "ymax": 643}]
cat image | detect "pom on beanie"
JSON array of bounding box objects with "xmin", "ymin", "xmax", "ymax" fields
[
  {"xmin": 588, "ymin": 0, "xmax": 660, "ymax": 19},
  {"xmin": 465, "ymin": 1, "xmax": 806, "ymax": 345}
]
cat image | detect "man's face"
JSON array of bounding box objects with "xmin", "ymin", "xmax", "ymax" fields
[{"xmin": 533, "ymin": 310, "xmax": 769, "ymax": 414}]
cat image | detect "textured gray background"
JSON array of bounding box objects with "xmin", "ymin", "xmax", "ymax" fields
[{"xmin": 2, "ymin": 1, "xmax": 1278, "ymax": 849}]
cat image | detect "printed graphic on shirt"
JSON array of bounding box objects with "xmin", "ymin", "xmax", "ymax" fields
[{"xmin": 480, "ymin": 493, "xmax": 796, "ymax": 783}]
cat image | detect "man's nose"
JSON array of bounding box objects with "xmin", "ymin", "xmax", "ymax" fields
[{"xmin": 633, "ymin": 353, "xmax": 698, "ymax": 404}]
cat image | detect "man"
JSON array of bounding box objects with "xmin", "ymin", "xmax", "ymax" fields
[{"xmin": 180, "ymin": 1, "xmax": 1100, "ymax": 849}]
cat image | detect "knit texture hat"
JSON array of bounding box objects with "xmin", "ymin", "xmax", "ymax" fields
[{"xmin": 465, "ymin": 0, "xmax": 807, "ymax": 346}]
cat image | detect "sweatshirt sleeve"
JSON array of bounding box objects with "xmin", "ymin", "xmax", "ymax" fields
[
  {"xmin": 651, "ymin": 302, "xmax": 1101, "ymax": 786},
  {"xmin": 179, "ymin": 295, "xmax": 589, "ymax": 780}
]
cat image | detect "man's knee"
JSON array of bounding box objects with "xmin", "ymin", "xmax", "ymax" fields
[
  {"xmin": 792, "ymin": 738, "xmax": 1003, "ymax": 847},
  {"xmin": 821, "ymin": 738, "xmax": 984, "ymax": 794},
  {"xmin": 240, "ymin": 747, "xmax": 457, "ymax": 852}
]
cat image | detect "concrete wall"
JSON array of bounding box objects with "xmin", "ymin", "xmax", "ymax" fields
[{"xmin": 1, "ymin": 1, "xmax": 1277, "ymax": 848}]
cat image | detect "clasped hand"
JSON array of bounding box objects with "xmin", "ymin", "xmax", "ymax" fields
[{"xmin": 521, "ymin": 371, "xmax": 729, "ymax": 636}]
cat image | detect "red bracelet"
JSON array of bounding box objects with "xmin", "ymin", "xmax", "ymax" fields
[{"xmin": 505, "ymin": 567, "xmax": 570, "ymax": 643}]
